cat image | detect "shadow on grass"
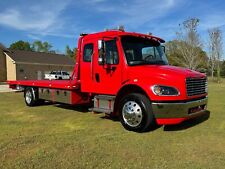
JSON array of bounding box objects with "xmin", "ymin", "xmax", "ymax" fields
[
  {"xmin": 36, "ymin": 101, "xmax": 90, "ymax": 113},
  {"xmin": 100, "ymin": 115, "xmax": 162, "ymax": 132},
  {"xmin": 54, "ymin": 104, "xmax": 90, "ymax": 113},
  {"xmin": 163, "ymin": 110, "xmax": 210, "ymax": 131},
  {"xmin": 30, "ymin": 101, "xmax": 54, "ymax": 108},
  {"xmin": 37, "ymin": 101, "xmax": 210, "ymax": 132},
  {"xmin": 100, "ymin": 115, "xmax": 119, "ymax": 122}
]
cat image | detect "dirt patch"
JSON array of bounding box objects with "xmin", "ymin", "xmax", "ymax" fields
[{"xmin": 0, "ymin": 85, "xmax": 17, "ymax": 93}]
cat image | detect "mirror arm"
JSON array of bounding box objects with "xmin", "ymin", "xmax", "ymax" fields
[{"xmin": 98, "ymin": 39, "xmax": 106, "ymax": 65}]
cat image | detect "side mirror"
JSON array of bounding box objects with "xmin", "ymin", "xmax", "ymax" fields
[
  {"xmin": 98, "ymin": 40, "xmax": 103, "ymax": 50},
  {"xmin": 98, "ymin": 40, "xmax": 105, "ymax": 65}
]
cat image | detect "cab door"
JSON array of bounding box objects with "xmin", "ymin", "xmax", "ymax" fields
[
  {"xmin": 80, "ymin": 39, "xmax": 96, "ymax": 92},
  {"xmin": 92, "ymin": 39, "xmax": 122, "ymax": 95}
]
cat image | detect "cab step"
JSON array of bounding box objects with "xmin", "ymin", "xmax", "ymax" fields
[{"xmin": 90, "ymin": 95, "xmax": 115, "ymax": 114}]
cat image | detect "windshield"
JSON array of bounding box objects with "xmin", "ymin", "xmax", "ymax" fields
[{"xmin": 121, "ymin": 36, "xmax": 168, "ymax": 66}]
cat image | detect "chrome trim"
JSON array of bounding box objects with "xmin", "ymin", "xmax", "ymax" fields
[
  {"xmin": 122, "ymin": 101, "xmax": 143, "ymax": 127},
  {"xmin": 186, "ymin": 77, "xmax": 207, "ymax": 96},
  {"xmin": 152, "ymin": 97, "xmax": 208, "ymax": 119},
  {"xmin": 31, "ymin": 88, "xmax": 36, "ymax": 101},
  {"xmin": 93, "ymin": 95, "xmax": 115, "ymax": 114},
  {"xmin": 25, "ymin": 90, "xmax": 32, "ymax": 104},
  {"xmin": 38, "ymin": 88, "xmax": 71, "ymax": 104}
]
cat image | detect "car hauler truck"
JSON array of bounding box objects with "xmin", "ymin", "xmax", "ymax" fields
[{"xmin": 8, "ymin": 29, "xmax": 208, "ymax": 132}]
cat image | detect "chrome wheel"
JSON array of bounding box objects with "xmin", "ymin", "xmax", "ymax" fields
[
  {"xmin": 122, "ymin": 101, "xmax": 143, "ymax": 127},
  {"xmin": 25, "ymin": 90, "xmax": 32, "ymax": 104}
]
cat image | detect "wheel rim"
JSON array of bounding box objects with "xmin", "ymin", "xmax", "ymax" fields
[
  {"xmin": 122, "ymin": 101, "xmax": 143, "ymax": 127},
  {"xmin": 25, "ymin": 90, "xmax": 32, "ymax": 104}
]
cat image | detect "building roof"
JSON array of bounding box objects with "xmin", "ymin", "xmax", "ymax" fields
[
  {"xmin": 6, "ymin": 50, "xmax": 75, "ymax": 66},
  {"xmin": 0, "ymin": 43, "xmax": 11, "ymax": 53}
]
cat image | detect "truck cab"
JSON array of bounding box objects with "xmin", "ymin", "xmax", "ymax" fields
[
  {"xmin": 75, "ymin": 30, "xmax": 207, "ymax": 131},
  {"xmin": 8, "ymin": 29, "xmax": 208, "ymax": 132}
]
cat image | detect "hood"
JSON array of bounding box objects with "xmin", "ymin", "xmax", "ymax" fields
[{"xmin": 127, "ymin": 65, "xmax": 205, "ymax": 80}]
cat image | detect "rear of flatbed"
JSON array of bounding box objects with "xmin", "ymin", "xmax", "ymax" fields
[{"xmin": 8, "ymin": 80, "xmax": 90, "ymax": 106}]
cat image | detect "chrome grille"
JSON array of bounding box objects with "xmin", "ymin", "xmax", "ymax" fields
[{"xmin": 186, "ymin": 77, "xmax": 207, "ymax": 96}]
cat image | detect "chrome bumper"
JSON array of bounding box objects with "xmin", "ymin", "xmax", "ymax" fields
[{"xmin": 152, "ymin": 97, "xmax": 208, "ymax": 119}]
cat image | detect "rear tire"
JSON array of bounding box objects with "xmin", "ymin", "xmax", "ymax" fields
[
  {"xmin": 119, "ymin": 93, "xmax": 155, "ymax": 132},
  {"xmin": 24, "ymin": 87, "xmax": 39, "ymax": 106}
]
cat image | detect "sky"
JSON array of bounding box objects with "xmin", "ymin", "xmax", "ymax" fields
[{"xmin": 0, "ymin": 0, "xmax": 225, "ymax": 56}]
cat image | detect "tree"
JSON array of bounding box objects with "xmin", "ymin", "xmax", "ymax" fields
[
  {"xmin": 32, "ymin": 41, "xmax": 53, "ymax": 52},
  {"xmin": 221, "ymin": 60, "xmax": 225, "ymax": 77},
  {"xmin": 42, "ymin": 42, "xmax": 53, "ymax": 52},
  {"xmin": 166, "ymin": 40, "xmax": 182, "ymax": 66},
  {"xmin": 9, "ymin": 40, "xmax": 55, "ymax": 53},
  {"xmin": 166, "ymin": 40, "xmax": 208, "ymax": 71},
  {"xmin": 175, "ymin": 18, "xmax": 203, "ymax": 70},
  {"xmin": 9, "ymin": 41, "xmax": 32, "ymax": 51},
  {"xmin": 208, "ymin": 28, "xmax": 223, "ymax": 82},
  {"xmin": 66, "ymin": 45, "xmax": 73, "ymax": 58},
  {"xmin": 65, "ymin": 45, "xmax": 77, "ymax": 60},
  {"xmin": 73, "ymin": 48, "xmax": 77, "ymax": 57}
]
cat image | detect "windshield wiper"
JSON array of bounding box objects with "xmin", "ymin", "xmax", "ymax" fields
[
  {"xmin": 151, "ymin": 60, "xmax": 167, "ymax": 65},
  {"xmin": 128, "ymin": 60, "xmax": 167, "ymax": 66},
  {"xmin": 128, "ymin": 61, "xmax": 147, "ymax": 66}
]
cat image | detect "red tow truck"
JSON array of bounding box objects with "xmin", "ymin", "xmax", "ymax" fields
[{"xmin": 8, "ymin": 29, "xmax": 208, "ymax": 132}]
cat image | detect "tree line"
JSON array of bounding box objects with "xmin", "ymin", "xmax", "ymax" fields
[
  {"xmin": 166, "ymin": 18, "xmax": 224, "ymax": 82},
  {"xmin": 9, "ymin": 40, "xmax": 77, "ymax": 59}
]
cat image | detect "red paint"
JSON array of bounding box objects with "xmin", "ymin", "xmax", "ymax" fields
[
  {"xmin": 97, "ymin": 99, "xmax": 99, "ymax": 108},
  {"xmin": 109, "ymin": 100, "xmax": 111, "ymax": 110},
  {"xmin": 156, "ymin": 118, "xmax": 186, "ymax": 125},
  {"xmin": 70, "ymin": 91, "xmax": 89, "ymax": 105},
  {"xmin": 8, "ymin": 30, "xmax": 208, "ymax": 126}
]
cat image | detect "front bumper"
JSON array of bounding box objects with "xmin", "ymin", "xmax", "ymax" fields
[{"xmin": 152, "ymin": 97, "xmax": 208, "ymax": 125}]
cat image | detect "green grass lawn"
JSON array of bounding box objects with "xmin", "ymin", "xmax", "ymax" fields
[{"xmin": 0, "ymin": 81, "xmax": 225, "ymax": 169}]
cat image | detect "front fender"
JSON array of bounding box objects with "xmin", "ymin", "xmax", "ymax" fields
[{"xmin": 122, "ymin": 77, "xmax": 186, "ymax": 102}]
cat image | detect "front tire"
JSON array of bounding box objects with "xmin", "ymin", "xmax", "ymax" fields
[{"xmin": 119, "ymin": 93, "xmax": 155, "ymax": 132}]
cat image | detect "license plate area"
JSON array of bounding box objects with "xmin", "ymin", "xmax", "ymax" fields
[{"xmin": 188, "ymin": 104, "xmax": 206, "ymax": 114}]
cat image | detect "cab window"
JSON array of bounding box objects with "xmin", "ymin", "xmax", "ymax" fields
[
  {"xmin": 83, "ymin": 44, "xmax": 93, "ymax": 62},
  {"xmin": 105, "ymin": 40, "xmax": 119, "ymax": 65}
]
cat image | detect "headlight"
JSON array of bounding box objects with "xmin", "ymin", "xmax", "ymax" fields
[{"xmin": 151, "ymin": 85, "xmax": 180, "ymax": 96}]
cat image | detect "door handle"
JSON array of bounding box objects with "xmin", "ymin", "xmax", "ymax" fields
[{"xmin": 95, "ymin": 73, "xmax": 100, "ymax": 82}]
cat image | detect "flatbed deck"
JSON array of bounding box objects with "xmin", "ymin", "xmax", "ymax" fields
[{"xmin": 8, "ymin": 80, "xmax": 79, "ymax": 90}]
